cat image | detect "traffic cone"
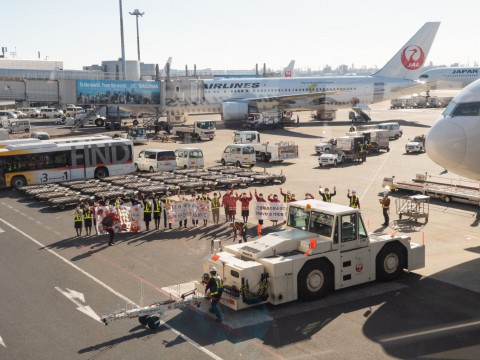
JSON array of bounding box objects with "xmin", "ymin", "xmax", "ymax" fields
[{"xmin": 257, "ymin": 224, "xmax": 262, "ymax": 236}]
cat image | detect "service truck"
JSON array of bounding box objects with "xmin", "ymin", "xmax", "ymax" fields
[
  {"xmin": 233, "ymin": 131, "xmax": 299, "ymax": 162},
  {"xmin": 405, "ymin": 135, "xmax": 426, "ymax": 153},
  {"xmin": 347, "ymin": 129, "xmax": 390, "ymax": 152},
  {"xmin": 196, "ymin": 200, "xmax": 425, "ymax": 310},
  {"xmin": 171, "ymin": 120, "xmax": 216, "ymax": 141},
  {"xmin": 120, "ymin": 126, "xmax": 148, "ymax": 145},
  {"xmin": 319, "ymin": 149, "xmax": 346, "ymax": 167},
  {"xmin": 335, "ymin": 135, "xmax": 367, "ymax": 162},
  {"xmin": 243, "ymin": 111, "xmax": 294, "ymax": 130}
]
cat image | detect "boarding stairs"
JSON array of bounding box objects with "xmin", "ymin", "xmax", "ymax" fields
[{"xmin": 72, "ymin": 105, "xmax": 103, "ymax": 130}]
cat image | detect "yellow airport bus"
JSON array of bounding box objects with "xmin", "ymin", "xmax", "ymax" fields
[{"xmin": 0, "ymin": 136, "xmax": 135, "ymax": 188}]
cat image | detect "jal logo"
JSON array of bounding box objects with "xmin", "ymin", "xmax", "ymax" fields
[
  {"xmin": 285, "ymin": 71, "xmax": 292, "ymax": 77},
  {"xmin": 401, "ymin": 45, "xmax": 425, "ymax": 70},
  {"xmin": 355, "ymin": 262, "xmax": 363, "ymax": 272}
]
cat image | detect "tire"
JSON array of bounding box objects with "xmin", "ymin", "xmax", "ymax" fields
[
  {"xmin": 297, "ymin": 259, "xmax": 333, "ymax": 301},
  {"xmin": 149, "ymin": 166, "xmax": 155, "ymax": 173},
  {"xmin": 114, "ymin": 123, "xmax": 121, "ymax": 130},
  {"xmin": 387, "ymin": 147, "xmax": 390, "ymax": 152},
  {"xmin": 236, "ymin": 161, "xmax": 241, "ymax": 168},
  {"xmin": 43, "ymin": 114, "xmax": 47, "ymax": 119},
  {"xmin": 138, "ymin": 315, "xmax": 149, "ymax": 326},
  {"xmin": 94, "ymin": 167, "xmax": 109, "ymax": 179},
  {"xmin": 66, "ymin": 113, "xmax": 71, "ymax": 117},
  {"xmin": 260, "ymin": 153, "xmax": 266, "ymax": 162},
  {"xmin": 406, "ymin": 150, "xmax": 409, "ymax": 154},
  {"xmin": 444, "ymin": 196, "xmax": 451, "ymax": 203},
  {"xmin": 394, "ymin": 134, "xmax": 399, "ymax": 140},
  {"xmin": 135, "ymin": 164, "xmax": 140, "ymax": 172},
  {"xmin": 133, "ymin": 119, "xmax": 139, "ymax": 126},
  {"xmin": 95, "ymin": 119, "xmax": 104, "ymax": 127},
  {"xmin": 221, "ymin": 159, "xmax": 226, "ymax": 166},
  {"xmin": 25, "ymin": 128, "xmax": 29, "ymax": 133},
  {"xmin": 333, "ymin": 160, "xmax": 337, "ymax": 167},
  {"xmin": 147, "ymin": 316, "xmax": 160, "ymax": 330},
  {"xmin": 183, "ymin": 165, "xmax": 187, "ymax": 169},
  {"xmin": 262, "ymin": 179, "xmax": 269, "ymax": 185},
  {"xmin": 11, "ymin": 175, "xmax": 27, "ymax": 188},
  {"xmin": 376, "ymin": 243, "xmax": 405, "ymax": 281},
  {"xmin": 59, "ymin": 204, "xmax": 66, "ymax": 210}
]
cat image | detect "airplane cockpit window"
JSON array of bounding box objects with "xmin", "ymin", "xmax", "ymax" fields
[
  {"xmin": 442, "ymin": 100, "xmax": 457, "ymax": 117},
  {"xmin": 452, "ymin": 102, "xmax": 480, "ymax": 117}
]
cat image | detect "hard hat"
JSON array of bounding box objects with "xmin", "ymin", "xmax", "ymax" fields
[
  {"xmin": 383, "ymin": 191, "xmax": 389, "ymax": 196},
  {"xmin": 287, "ymin": 189, "xmax": 292, "ymax": 194},
  {"xmin": 352, "ymin": 189, "xmax": 357, "ymax": 194},
  {"xmin": 210, "ymin": 266, "xmax": 217, "ymax": 273}
]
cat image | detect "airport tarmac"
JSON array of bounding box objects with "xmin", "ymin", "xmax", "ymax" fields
[{"xmin": 1, "ymin": 98, "xmax": 480, "ymax": 359}]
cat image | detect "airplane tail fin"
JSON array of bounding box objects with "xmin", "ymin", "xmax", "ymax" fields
[
  {"xmin": 162, "ymin": 57, "xmax": 172, "ymax": 78},
  {"xmin": 283, "ymin": 60, "xmax": 295, "ymax": 77},
  {"xmin": 374, "ymin": 22, "xmax": 440, "ymax": 80}
]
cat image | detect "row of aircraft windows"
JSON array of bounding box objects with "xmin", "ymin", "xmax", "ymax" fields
[
  {"xmin": 445, "ymin": 74, "xmax": 479, "ymax": 77},
  {"xmin": 205, "ymin": 87, "xmax": 356, "ymax": 94}
]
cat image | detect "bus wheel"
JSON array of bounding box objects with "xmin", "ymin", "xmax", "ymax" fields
[
  {"xmin": 94, "ymin": 167, "xmax": 109, "ymax": 179},
  {"xmin": 11, "ymin": 176, "xmax": 27, "ymax": 188}
]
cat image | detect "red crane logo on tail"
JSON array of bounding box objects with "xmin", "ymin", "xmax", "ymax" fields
[{"xmin": 401, "ymin": 45, "xmax": 425, "ymax": 70}]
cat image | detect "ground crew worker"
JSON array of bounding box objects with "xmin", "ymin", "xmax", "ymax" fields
[
  {"xmin": 197, "ymin": 192, "xmax": 210, "ymax": 227},
  {"xmin": 379, "ymin": 191, "xmax": 391, "ymax": 226},
  {"xmin": 268, "ymin": 193, "xmax": 281, "ymax": 226},
  {"xmin": 232, "ymin": 221, "xmax": 248, "ymax": 243},
  {"xmin": 304, "ymin": 193, "xmax": 315, "ymax": 200},
  {"xmin": 205, "ymin": 267, "xmax": 223, "ymax": 322},
  {"xmin": 279, "ymin": 188, "xmax": 294, "ymax": 202},
  {"xmin": 114, "ymin": 196, "xmax": 123, "ymax": 207},
  {"xmin": 359, "ymin": 144, "xmax": 367, "ymax": 162},
  {"xmin": 103, "ymin": 210, "xmax": 119, "ymax": 246},
  {"xmin": 83, "ymin": 205, "xmax": 93, "ymax": 236},
  {"xmin": 74, "ymin": 206, "xmax": 83, "ymax": 236},
  {"xmin": 161, "ymin": 194, "xmax": 172, "ymax": 229},
  {"xmin": 211, "ymin": 192, "xmax": 222, "ymax": 225},
  {"xmin": 178, "ymin": 192, "xmax": 188, "ymax": 228},
  {"xmin": 236, "ymin": 191, "xmax": 253, "ymax": 223},
  {"xmin": 254, "ymin": 190, "xmax": 266, "ymax": 227},
  {"xmin": 143, "ymin": 196, "xmax": 152, "ymax": 231},
  {"xmin": 347, "ymin": 189, "xmax": 361, "ymax": 209},
  {"xmin": 319, "ymin": 186, "xmax": 336, "ymax": 202},
  {"xmin": 153, "ymin": 195, "xmax": 162, "ymax": 230}
]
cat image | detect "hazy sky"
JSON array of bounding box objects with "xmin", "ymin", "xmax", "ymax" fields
[{"xmin": 2, "ymin": 0, "xmax": 479, "ymax": 71}]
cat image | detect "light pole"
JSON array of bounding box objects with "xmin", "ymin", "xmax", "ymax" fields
[
  {"xmin": 129, "ymin": 9, "xmax": 145, "ymax": 62},
  {"xmin": 119, "ymin": 0, "xmax": 127, "ymax": 80}
]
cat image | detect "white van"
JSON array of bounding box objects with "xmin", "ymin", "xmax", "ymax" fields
[
  {"xmin": 31, "ymin": 131, "xmax": 50, "ymax": 140},
  {"xmin": 135, "ymin": 149, "xmax": 177, "ymax": 172},
  {"xmin": 175, "ymin": 148, "xmax": 205, "ymax": 169},
  {"xmin": 18, "ymin": 107, "xmax": 41, "ymax": 118},
  {"xmin": 1, "ymin": 119, "xmax": 31, "ymax": 133},
  {"xmin": 65, "ymin": 106, "xmax": 86, "ymax": 117},
  {"xmin": 377, "ymin": 122, "xmax": 403, "ymax": 140},
  {"xmin": 221, "ymin": 144, "xmax": 256, "ymax": 167},
  {"xmin": 0, "ymin": 111, "xmax": 18, "ymax": 119},
  {"xmin": 40, "ymin": 108, "xmax": 63, "ymax": 118}
]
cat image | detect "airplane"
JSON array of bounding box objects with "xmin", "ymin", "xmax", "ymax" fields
[
  {"xmin": 162, "ymin": 57, "xmax": 172, "ymax": 78},
  {"xmin": 420, "ymin": 66, "xmax": 480, "ymax": 89},
  {"xmin": 426, "ymin": 78, "xmax": 480, "ymax": 180}
]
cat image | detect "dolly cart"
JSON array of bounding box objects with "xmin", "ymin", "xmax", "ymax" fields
[{"xmin": 396, "ymin": 194, "xmax": 430, "ymax": 223}]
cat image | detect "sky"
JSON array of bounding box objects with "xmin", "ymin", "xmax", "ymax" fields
[{"xmin": 2, "ymin": 0, "xmax": 480, "ymax": 71}]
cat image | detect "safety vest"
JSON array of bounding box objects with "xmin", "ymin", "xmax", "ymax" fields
[
  {"xmin": 83, "ymin": 210, "xmax": 92, "ymax": 219},
  {"xmin": 211, "ymin": 197, "xmax": 220, "ymax": 210},
  {"xmin": 350, "ymin": 195, "xmax": 359, "ymax": 208},
  {"xmin": 324, "ymin": 193, "xmax": 331, "ymax": 202},
  {"xmin": 210, "ymin": 275, "xmax": 223, "ymax": 297},
  {"xmin": 382, "ymin": 198, "xmax": 390, "ymax": 209},
  {"xmin": 74, "ymin": 212, "xmax": 83, "ymax": 222},
  {"xmin": 144, "ymin": 202, "xmax": 151, "ymax": 213},
  {"xmin": 114, "ymin": 199, "xmax": 122, "ymax": 207},
  {"xmin": 153, "ymin": 200, "xmax": 161, "ymax": 213}
]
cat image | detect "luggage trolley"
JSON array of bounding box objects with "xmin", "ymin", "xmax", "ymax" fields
[{"xmin": 395, "ymin": 194, "xmax": 430, "ymax": 223}]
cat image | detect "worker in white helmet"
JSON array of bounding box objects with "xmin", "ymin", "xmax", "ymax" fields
[
  {"xmin": 205, "ymin": 267, "xmax": 224, "ymax": 322},
  {"xmin": 347, "ymin": 189, "xmax": 360, "ymax": 209}
]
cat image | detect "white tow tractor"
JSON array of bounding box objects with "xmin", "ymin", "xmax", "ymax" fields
[
  {"xmin": 119, "ymin": 126, "xmax": 148, "ymax": 145},
  {"xmin": 405, "ymin": 135, "xmax": 426, "ymax": 153},
  {"xmin": 196, "ymin": 200, "xmax": 425, "ymax": 311},
  {"xmin": 233, "ymin": 130, "xmax": 299, "ymax": 162}
]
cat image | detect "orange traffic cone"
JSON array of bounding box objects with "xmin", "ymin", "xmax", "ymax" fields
[{"xmin": 257, "ymin": 224, "xmax": 262, "ymax": 236}]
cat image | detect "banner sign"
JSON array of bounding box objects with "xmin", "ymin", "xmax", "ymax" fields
[
  {"xmin": 254, "ymin": 202, "xmax": 287, "ymax": 221},
  {"xmin": 166, "ymin": 201, "xmax": 210, "ymax": 223},
  {"xmin": 95, "ymin": 205, "xmax": 143, "ymax": 233},
  {"xmin": 76, "ymin": 80, "xmax": 160, "ymax": 105}
]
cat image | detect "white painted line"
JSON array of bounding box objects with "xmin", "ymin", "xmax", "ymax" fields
[
  {"xmin": 361, "ymin": 149, "xmax": 392, "ymax": 201},
  {"xmin": 0, "ymin": 217, "xmax": 222, "ymax": 360},
  {"xmin": 0, "ymin": 334, "xmax": 5, "ymax": 348}
]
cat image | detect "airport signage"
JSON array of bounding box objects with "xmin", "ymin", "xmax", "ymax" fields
[{"xmin": 76, "ymin": 80, "xmax": 160, "ymax": 105}]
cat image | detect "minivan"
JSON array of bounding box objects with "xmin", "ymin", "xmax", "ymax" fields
[
  {"xmin": 135, "ymin": 149, "xmax": 177, "ymax": 172},
  {"xmin": 376, "ymin": 122, "xmax": 403, "ymax": 140},
  {"xmin": 1, "ymin": 119, "xmax": 31, "ymax": 133},
  {"xmin": 40, "ymin": 108, "xmax": 63, "ymax": 118},
  {"xmin": 65, "ymin": 106, "xmax": 86, "ymax": 117},
  {"xmin": 175, "ymin": 148, "xmax": 205, "ymax": 169},
  {"xmin": 19, "ymin": 107, "xmax": 41, "ymax": 118},
  {"xmin": 221, "ymin": 144, "xmax": 256, "ymax": 167},
  {"xmin": 31, "ymin": 131, "xmax": 51, "ymax": 140}
]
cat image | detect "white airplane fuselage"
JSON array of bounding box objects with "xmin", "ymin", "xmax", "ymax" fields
[{"xmin": 420, "ymin": 67, "xmax": 480, "ymax": 89}]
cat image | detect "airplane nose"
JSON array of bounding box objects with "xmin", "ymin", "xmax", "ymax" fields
[{"xmin": 426, "ymin": 119, "xmax": 466, "ymax": 170}]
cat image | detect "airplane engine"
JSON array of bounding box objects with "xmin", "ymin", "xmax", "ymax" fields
[{"xmin": 221, "ymin": 102, "xmax": 251, "ymax": 121}]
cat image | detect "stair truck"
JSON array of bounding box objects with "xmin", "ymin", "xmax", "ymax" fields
[
  {"xmin": 233, "ymin": 131, "xmax": 299, "ymax": 162},
  {"xmin": 171, "ymin": 120, "xmax": 216, "ymax": 141}
]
